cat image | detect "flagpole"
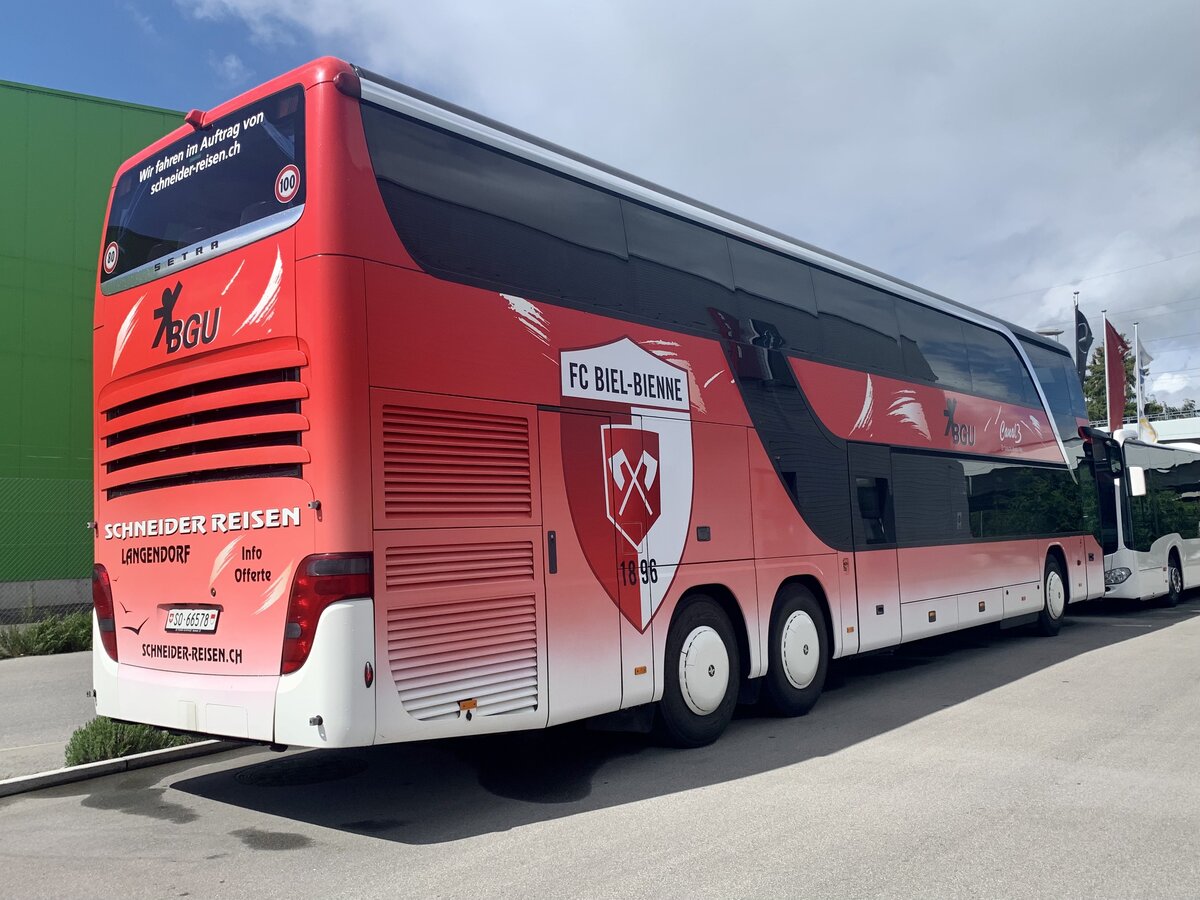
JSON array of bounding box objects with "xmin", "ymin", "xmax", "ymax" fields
[
  {"xmin": 1102, "ymin": 309, "xmax": 1110, "ymax": 432},
  {"xmin": 1135, "ymin": 321, "xmax": 1143, "ymax": 439},
  {"xmin": 1073, "ymin": 290, "xmax": 1080, "ymax": 373}
]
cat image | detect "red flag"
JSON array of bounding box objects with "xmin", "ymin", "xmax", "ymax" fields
[{"xmin": 1106, "ymin": 321, "xmax": 1130, "ymax": 431}]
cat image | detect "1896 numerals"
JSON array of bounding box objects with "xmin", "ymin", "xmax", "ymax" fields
[{"xmin": 619, "ymin": 558, "xmax": 658, "ymax": 585}]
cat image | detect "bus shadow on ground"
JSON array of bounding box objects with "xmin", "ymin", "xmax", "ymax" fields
[{"xmin": 173, "ymin": 594, "xmax": 1199, "ymax": 845}]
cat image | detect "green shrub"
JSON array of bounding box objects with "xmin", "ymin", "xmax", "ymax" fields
[
  {"xmin": 65, "ymin": 716, "xmax": 196, "ymax": 767},
  {"xmin": 0, "ymin": 610, "xmax": 93, "ymax": 659}
]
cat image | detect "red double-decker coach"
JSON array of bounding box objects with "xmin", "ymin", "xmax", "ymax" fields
[{"xmin": 91, "ymin": 58, "xmax": 1103, "ymax": 749}]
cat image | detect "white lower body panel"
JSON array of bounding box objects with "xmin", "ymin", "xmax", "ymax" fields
[
  {"xmin": 92, "ymin": 615, "xmax": 278, "ymax": 742},
  {"xmin": 92, "ymin": 598, "xmax": 377, "ymax": 748}
]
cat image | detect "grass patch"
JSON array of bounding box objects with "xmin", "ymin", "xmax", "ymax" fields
[
  {"xmin": 65, "ymin": 716, "xmax": 197, "ymax": 767},
  {"xmin": 0, "ymin": 610, "xmax": 92, "ymax": 659}
]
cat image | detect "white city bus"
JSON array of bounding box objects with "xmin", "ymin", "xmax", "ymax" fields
[{"xmin": 1090, "ymin": 428, "xmax": 1200, "ymax": 605}]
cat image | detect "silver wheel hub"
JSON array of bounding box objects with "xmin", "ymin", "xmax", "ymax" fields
[
  {"xmin": 1171, "ymin": 565, "xmax": 1182, "ymax": 594},
  {"xmin": 780, "ymin": 610, "xmax": 820, "ymax": 690},
  {"xmin": 678, "ymin": 625, "xmax": 730, "ymax": 716},
  {"xmin": 1046, "ymin": 570, "xmax": 1066, "ymax": 619}
]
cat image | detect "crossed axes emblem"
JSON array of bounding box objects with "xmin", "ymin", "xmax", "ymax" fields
[{"xmin": 608, "ymin": 448, "xmax": 659, "ymax": 517}]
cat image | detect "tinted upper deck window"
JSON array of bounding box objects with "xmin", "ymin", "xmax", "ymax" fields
[
  {"xmin": 811, "ymin": 268, "xmax": 903, "ymax": 375},
  {"xmin": 362, "ymin": 104, "xmax": 627, "ymax": 258},
  {"xmin": 729, "ymin": 240, "xmax": 819, "ymax": 353},
  {"xmin": 964, "ymin": 323, "xmax": 1042, "ymax": 407},
  {"xmin": 896, "ymin": 301, "xmax": 973, "ymax": 393},
  {"xmin": 621, "ymin": 202, "xmax": 733, "ymax": 286}
]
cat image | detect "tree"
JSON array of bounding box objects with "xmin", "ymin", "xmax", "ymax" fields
[{"xmin": 1082, "ymin": 331, "xmax": 1167, "ymax": 423}]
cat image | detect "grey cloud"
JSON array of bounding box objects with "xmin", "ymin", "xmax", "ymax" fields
[{"xmin": 192, "ymin": 0, "xmax": 1200, "ymax": 400}]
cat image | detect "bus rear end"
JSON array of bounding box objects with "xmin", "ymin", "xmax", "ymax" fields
[{"xmin": 91, "ymin": 62, "xmax": 375, "ymax": 747}]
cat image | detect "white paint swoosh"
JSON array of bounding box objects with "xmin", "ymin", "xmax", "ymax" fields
[
  {"xmin": 235, "ymin": 247, "xmax": 282, "ymax": 335},
  {"xmin": 112, "ymin": 295, "xmax": 144, "ymax": 372}
]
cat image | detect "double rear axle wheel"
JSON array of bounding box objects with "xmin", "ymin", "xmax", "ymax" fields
[{"xmin": 658, "ymin": 586, "xmax": 830, "ymax": 748}]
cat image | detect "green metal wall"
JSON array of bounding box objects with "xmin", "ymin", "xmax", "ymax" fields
[{"xmin": 0, "ymin": 81, "xmax": 179, "ymax": 583}]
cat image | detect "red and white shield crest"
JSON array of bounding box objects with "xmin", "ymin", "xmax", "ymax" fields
[
  {"xmin": 560, "ymin": 338, "xmax": 693, "ymax": 631},
  {"xmin": 602, "ymin": 426, "xmax": 661, "ymax": 550}
]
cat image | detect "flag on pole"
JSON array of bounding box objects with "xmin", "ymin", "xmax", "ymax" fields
[
  {"xmin": 1136, "ymin": 329, "xmax": 1155, "ymax": 441},
  {"xmin": 1105, "ymin": 319, "xmax": 1130, "ymax": 432},
  {"xmin": 1075, "ymin": 305, "xmax": 1093, "ymax": 386},
  {"xmin": 1137, "ymin": 337, "xmax": 1154, "ymax": 379}
]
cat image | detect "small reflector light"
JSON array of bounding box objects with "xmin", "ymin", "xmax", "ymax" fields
[
  {"xmin": 847, "ymin": 626, "xmax": 855, "ymax": 633},
  {"xmin": 459, "ymin": 699, "xmax": 478, "ymax": 711},
  {"xmin": 978, "ymin": 600, "xmax": 986, "ymax": 612},
  {"xmin": 333, "ymin": 70, "xmax": 361, "ymax": 98},
  {"xmin": 634, "ymin": 665, "xmax": 647, "ymax": 675},
  {"xmin": 364, "ymin": 661, "xmax": 374, "ymax": 688},
  {"xmin": 185, "ymin": 109, "xmax": 205, "ymax": 128},
  {"xmin": 928, "ymin": 610, "xmax": 937, "ymax": 623}
]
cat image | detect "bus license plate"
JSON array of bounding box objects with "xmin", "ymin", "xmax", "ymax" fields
[{"xmin": 165, "ymin": 608, "xmax": 219, "ymax": 634}]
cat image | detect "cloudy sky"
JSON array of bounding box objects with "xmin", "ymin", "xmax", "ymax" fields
[{"xmin": 7, "ymin": 1, "xmax": 1200, "ymax": 402}]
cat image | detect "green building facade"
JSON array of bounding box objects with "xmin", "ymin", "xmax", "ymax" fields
[{"xmin": 0, "ymin": 80, "xmax": 178, "ymax": 618}]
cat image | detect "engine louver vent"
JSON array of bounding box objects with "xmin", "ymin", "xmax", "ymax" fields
[
  {"xmin": 380, "ymin": 405, "xmax": 532, "ymax": 521},
  {"xmin": 386, "ymin": 591, "xmax": 539, "ymax": 722},
  {"xmin": 385, "ymin": 541, "xmax": 535, "ymax": 592}
]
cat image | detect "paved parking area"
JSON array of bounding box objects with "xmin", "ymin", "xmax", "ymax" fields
[
  {"xmin": 0, "ymin": 650, "xmax": 94, "ymax": 778},
  {"xmin": 3, "ymin": 600, "xmax": 1199, "ymax": 898}
]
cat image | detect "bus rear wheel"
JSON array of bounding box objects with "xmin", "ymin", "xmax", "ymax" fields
[
  {"xmin": 658, "ymin": 595, "xmax": 740, "ymax": 748},
  {"xmin": 764, "ymin": 585, "xmax": 829, "ymax": 717},
  {"xmin": 1036, "ymin": 555, "xmax": 1067, "ymax": 636},
  {"xmin": 1165, "ymin": 553, "xmax": 1183, "ymax": 607}
]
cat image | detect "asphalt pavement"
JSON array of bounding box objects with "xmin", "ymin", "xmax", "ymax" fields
[
  {"xmin": 0, "ymin": 650, "xmax": 94, "ymax": 778},
  {"xmin": 2, "ymin": 598, "xmax": 1199, "ymax": 898}
]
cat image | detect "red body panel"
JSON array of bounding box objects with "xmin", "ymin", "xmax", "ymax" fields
[{"xmin": 793, "ymin": 358, "xmax": 1063, "ymax": 463}]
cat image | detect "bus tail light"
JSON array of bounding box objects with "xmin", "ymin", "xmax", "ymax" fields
[
  {"xmin": 92, "ymin": 564, "xmax": 118, "ymax": 661},
  {"xmin": 281, "ymin": 553, "xmax": 372, "ymax": 675}
]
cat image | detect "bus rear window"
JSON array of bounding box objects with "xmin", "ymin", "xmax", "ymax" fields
[{"xmin": 100, "ymin": 85, "xmax": 305, "ymax": 293}]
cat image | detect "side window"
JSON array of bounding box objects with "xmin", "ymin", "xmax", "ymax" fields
[
  {"xmin": 849, "ymin": 443, "xmax": 895, "ymax": 547},
  {"xmin": 622, "ymin": 201, "xmax": 734, "ymax": 330},
  {"xmin": 811, "ymin": 269, "xmax": 903, "ymax": 376},
  {"xmin": 896, "ymin": 301, "xmax": 973, "ymax": 393},
  {"xmin": 1141, "ymin": 446, "xmax": 1200, "ymax": 542},
  {"xmin": 964, "ymin": 460, "xmax": 1081, "ymax": 538},
  {"xmin": 891, "ymin": 451, "xmax": 970, "ymax": 544},
  {"xmin": 964, "ymin": 325, "xmax": 1042, "ymax": 407},
  {"xmin": 728, "ymin": 240, "xmax": 819, "ymax": 354}
]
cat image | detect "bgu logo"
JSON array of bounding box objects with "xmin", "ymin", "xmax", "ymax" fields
[
  {"xmin": 943, "ymin": 397, "xmax": 976, "ymax": 447},
  {"xmin": 152, "ymin": 281, "xmax": 220, "ymax": 354}
]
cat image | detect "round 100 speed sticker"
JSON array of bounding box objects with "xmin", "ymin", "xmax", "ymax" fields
[{"xmin": 275, "ymin": 164, "xmax": 301, "ymax": 203}]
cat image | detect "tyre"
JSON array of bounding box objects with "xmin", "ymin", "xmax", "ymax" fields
[
  {"xmin": 1164, "ymin": 552, "xmax": 1183, "ymax": 607},
  {"xmin": 658, "ymin": 595, "xmax": 740, "ymax": 748},
  {"xmin": 764, "ymin": 585, "xmax": 829, "ymax": 717},
  {"xmin": 1036, "ymin": 555, "xmax": 1067, "ymax": 636}
]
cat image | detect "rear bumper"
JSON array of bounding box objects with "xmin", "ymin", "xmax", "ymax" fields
[
  {"xmin": 92, "ymin": 616, "xmax": 278, "ymax": 741},
  {"xmin": 91, "ymin": 597, "xmax": 376, "ymax": 747}
]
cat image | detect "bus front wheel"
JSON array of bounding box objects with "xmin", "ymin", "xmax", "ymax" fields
[
  {"xmin": 658, "ymin": 595, "xmax": 740, "ymax": 748},
  {"xmin": 1165, "ymin": 552, "xmax": 1183, "ymax": 607},
  {"xmin": 1036, "ymin": 556, "xmax": 1067, "ymax": 636},
  {"xmin": 764, "ymin": 585, "xmax": 829, "ymax": 717}
]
